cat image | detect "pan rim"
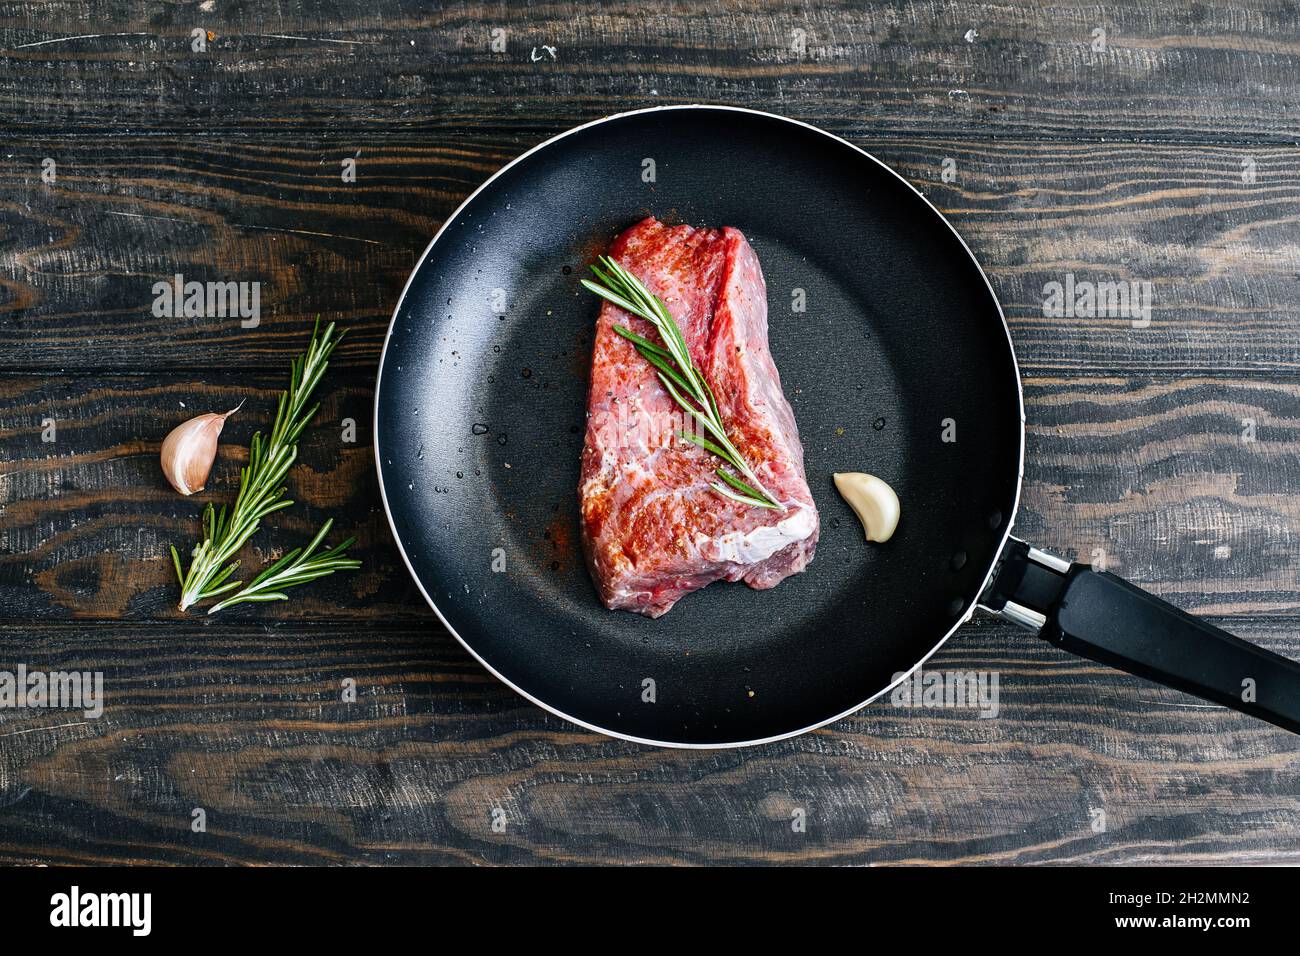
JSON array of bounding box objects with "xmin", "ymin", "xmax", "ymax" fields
[{"xmin": 374, "ymin": 103, "xmax": 1027, "ymax": 749}]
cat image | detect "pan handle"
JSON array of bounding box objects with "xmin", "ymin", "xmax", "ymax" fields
[{"xmin": 981, "ymin": 538, "xmax": 1300, "ymax": 734}]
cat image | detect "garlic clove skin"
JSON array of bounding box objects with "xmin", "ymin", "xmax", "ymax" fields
[
  {"xmin": 160, "ymin": 406, "xmax": 240, "ymax": 496},
  {"xmin": 833, "ymin": 472, "xmax": 900, "ymax": 543}
]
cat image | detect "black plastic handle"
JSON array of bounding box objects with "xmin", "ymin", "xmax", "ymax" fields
[{"xmin": 984, "ymin": 540, "xmax": 1300, "ymax": 734}]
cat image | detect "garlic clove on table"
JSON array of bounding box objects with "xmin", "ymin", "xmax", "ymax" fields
[{"xmin": 160, "ymin": 405, "xmax": 241, "ymax": 496}]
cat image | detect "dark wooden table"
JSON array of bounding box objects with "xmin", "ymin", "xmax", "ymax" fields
[{"xmin": 3, "ymin": 1, "xmax": 1299, "ymax": 865}]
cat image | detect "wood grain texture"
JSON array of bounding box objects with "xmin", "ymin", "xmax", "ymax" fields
[
  {"xmin": 2, "ymin": 1, "xmax": 1300, "ymax": 141},
  {"xmin": 5, "ymin": 371, "xmax": 1300, "ymax": 623},
  {"xmin": 0, "ymin": 371, "xmax": 425, "ymax": 621},
  {"xmin": 1018, "ymin": 375, "xmax": 1300, "ymax": 616},
  {"xmin": 3, "ymin": 136, "xmax": 1299, "ymax": 373},
  {"xmin": 0, "ymin": 619, "xmax": 1296, "ymax": 866}
]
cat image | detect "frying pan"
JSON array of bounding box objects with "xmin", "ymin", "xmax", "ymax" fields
[{"xmin": 375, "ymin": 105, "xmax": 1300, "ymax": 746}]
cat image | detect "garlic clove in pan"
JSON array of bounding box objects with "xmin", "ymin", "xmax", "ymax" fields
[
  {"xmin": 833, "ymin": 472, "xmax": 900, "ymax": 543},
  {"xmin": 159, "ymin": 404, "xmax": 242, "ymax": 496}
]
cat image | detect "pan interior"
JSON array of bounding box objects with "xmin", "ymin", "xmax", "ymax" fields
[{"xmin": 376, "ymin": 109, "xmax": 1021, "ymax": 745}]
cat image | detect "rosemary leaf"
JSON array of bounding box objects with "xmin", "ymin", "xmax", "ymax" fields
[
  {"xmin": 713, "ymin": 467, "xmax": 779, "ymax": 507},
  {"xmin": 611, "ymin": 324, "xmax": 672, "ymax": 359},
  {"xmin": 207, "ymin": 519, "xmax": 360, "ymax": 614}
]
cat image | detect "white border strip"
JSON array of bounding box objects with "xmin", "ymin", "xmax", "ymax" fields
[{"xmin": 373, "ymin": 104, "xmax": 1027, "ymax": 749}]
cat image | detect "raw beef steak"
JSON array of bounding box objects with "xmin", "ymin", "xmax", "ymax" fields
[{"xmin": 579, "ymin": 217, "xmax": 819, "ymax": 617}]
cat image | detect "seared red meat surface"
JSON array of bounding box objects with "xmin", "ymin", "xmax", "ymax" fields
[{"xmin": 579, "ymin": 217, "xmax": 819, "ymax": 617}]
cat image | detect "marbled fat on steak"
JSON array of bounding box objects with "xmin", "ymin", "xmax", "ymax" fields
[{"xmin": 579, "ymin": 217, "xmax": 819, "ymax": 617}]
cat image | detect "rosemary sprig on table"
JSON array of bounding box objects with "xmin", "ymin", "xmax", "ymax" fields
[
  {"xmin": 581, "ymin": 256, "xmax": 784, "ymax": 510},
  {"xmin": 206, "ymin": 517, "xmax": 359, "ymax": 613},
  {"xmin": 170, "ymin": 319, "xmax": 360, "ymax": 612}
]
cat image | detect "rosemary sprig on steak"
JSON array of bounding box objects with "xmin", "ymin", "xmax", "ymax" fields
[{"xmin": 582, "ymin": 256, "xmax": 783, "ymax": 510}]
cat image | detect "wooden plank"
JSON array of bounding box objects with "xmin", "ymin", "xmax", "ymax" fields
[
  {"xmin": 0, "ymin": 136, "xmax": 506, "ymax": 372},
  {"xmin": 1018, "ymin": 375, "xmax": 1300, "ymax": 616},
  {"xmin": 4, "ymin": 136, "xmax": 1300, "ymax": 373},
  {"xmin": 0, "ymin": 619, "xmax": 1296, "ymax": 865},
  {"xmin": 0, "ymin": 371, "xmax": 427, "ymax": 621},
  {"xmin": 2, "ymin": 2, "xmax": 1299, "ymax": 141},
  {"xmin": 3, "ymin": 371, "xmax": 1300, "ymax": 622}
]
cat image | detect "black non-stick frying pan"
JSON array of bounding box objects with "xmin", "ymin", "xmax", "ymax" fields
[{"xmin": 375, "ymin": 105, "xmax": 1300, "ymax": 746}]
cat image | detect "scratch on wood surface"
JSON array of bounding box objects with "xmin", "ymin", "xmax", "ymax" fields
[
  {"xmin": 12, "ymin": 33, "xmax": 150, "ymax": 50},
  {"xmin": 0, "ymin": 721, "xmax": 91, "ymax": 739},
  {"xmin": 105, "ymin": 211, "xmax": 196, "ymax": 226},
  {"xmin": 234, "ymin": 223, "xmax": 383, "ymax": 246},
  {"xmin": 105, "ymin": 211, "xmax": 382, "ymax": 245},
  {"xmin": 0, "ymin": 786, "xmax": 33, "ymax": 809},
  {"xmin": 248, "ymin": 34, "xmax": 373, "ymax": 46},
  {"xmin": 15, "ymin": 31, "xmax": 375, "ymax": 52},
  {"xmin": 1135, "ymin": 699, "xmax": 1224, "ymax": 710}
]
